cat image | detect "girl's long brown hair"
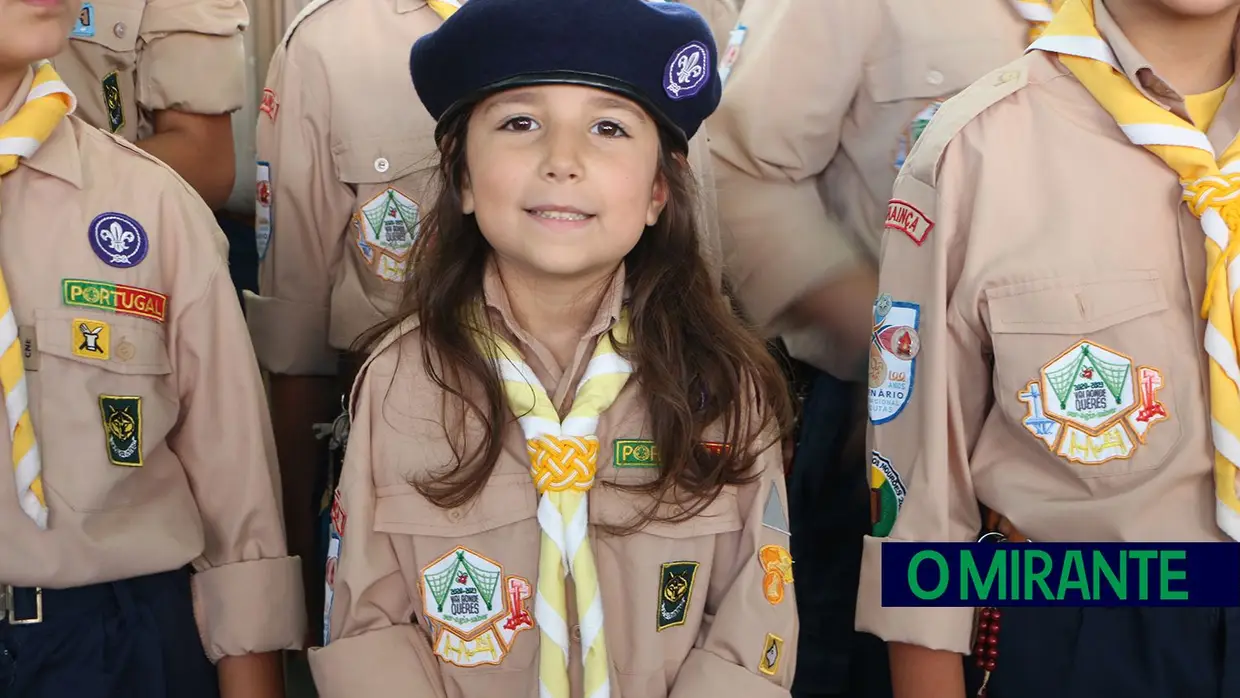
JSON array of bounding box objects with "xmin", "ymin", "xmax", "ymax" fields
[{"xmin": 360, "ymin": 110, "xmax": 794, "ymax": 528}]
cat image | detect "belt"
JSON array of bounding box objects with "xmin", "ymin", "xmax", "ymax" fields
[
  {"xmin": 0, "ymin": 568, "xmax": 191, "ymax": 627},
  {"xmin": 0, "ymin": 585, "xmax": 41, "ymax": 625}
]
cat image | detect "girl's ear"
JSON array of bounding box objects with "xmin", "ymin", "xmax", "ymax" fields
[
  {"xmin": 646, "ymin": 171, "xmax": 669, "ymax": 226},
  {"xmin": 461, "ymin": 171, "xmax": 476, "ymax": 215}
]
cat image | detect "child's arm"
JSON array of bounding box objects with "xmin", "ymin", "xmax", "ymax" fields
[
  {"xmin": 668, "ymin": 441, "xmax": 798, "ymax": 698},
  {"xmin": 307, "ymin": 365, "xmax": 448, "ymax": 698}
]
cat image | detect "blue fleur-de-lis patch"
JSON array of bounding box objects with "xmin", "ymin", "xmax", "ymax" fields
[{"xmin": 664, "ymin": 41, "xmax": 710, "ymax": 100}]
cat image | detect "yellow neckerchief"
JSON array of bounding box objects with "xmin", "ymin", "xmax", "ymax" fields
[
  {"xmin": 1030, "ymin": 1, "xmax": 1240, "ymax": 538},
  {"xmin": 1187, "ymin": 77, "xmax": 1236, "ymax": 133}
]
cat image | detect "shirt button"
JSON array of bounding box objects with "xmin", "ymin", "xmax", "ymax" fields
[
  {"xmin": 374, "ymin": 157, "xmax": 390, "ymax": 173},
  {"xmin": 572, "ymin": 625, "xmax": 582, "ymax": 642},
  {"xmin": 926, "ymin": 70, "xmax": 944, "ymax": 86},
  {"xmin": 113, "ymin": 22, "xmax": 126, "ymax": 38},
  {"xmin": 448, "ymin": 508, "xmax": 462, "ymax": 521}
]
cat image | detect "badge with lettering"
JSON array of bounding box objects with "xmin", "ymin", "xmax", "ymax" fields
[
  {"xmin": 88, "ymin": 212, "xmax": 148, "ymax": 269},
  {"xmin": 99, "ymin": 395, "xmax": 142, "ymax": 467},
  {"xmin": 358, "ymin": 188, "xmax": 419, "ymax": 263},
  {"xmin": 1018, "ymin": 341, "xmax": 1168, "ymax": 465},
  {"xmin": 718, "ymin": 24, "xmax": 747, "ymax": 86},
  {"xmin": 18, "ymin": 326, "xmax": 38, "ymax": 371},
  {"xmin": 72, "ymin": 319, "xmax": 110, "ymax": 361},
  {"xmin": 422, "ymin": 547, "xmax": 532, "ymax": 666},
  {"xmin": 759, "ymin": 633, "xmax": 784, "ymax": 676},
  {"xmin": 72, "ymin": 3, "xmax": 95, "ymax": 37},
  {"xmin": 869, "ymin": 300, "xmax": 920, "ymax": 424},
  {"xmin": 657, "ymin": 561, "xmax": 699, "ymax": 631},
  {"xmin": 870, "ymin": 451, "xmax": 906, "ymax": 537},
  {"xmin": 63, "ymin": 279, "xmax": 167, "ymax": 322},
  {"xmin": 885, "ymin": 200, "xmax": 934, "ymax": 246},
  {"xmin": 102, "ymin": 71, "xmax": 124, "ymax": 134},
  {"xmin": 894, "ymin": 101, "xmax": 943, "ymax": 171},
  {"xmin": 614, "ymin": 439, "xmax": 658, "ymax": 468},
  {"xmin": 256, "ymin": 162, "xmax": 273, "ymax": 259},
  {"xmin": 758, "ymin": 545, "xmax": 794, "ymax": 605}
]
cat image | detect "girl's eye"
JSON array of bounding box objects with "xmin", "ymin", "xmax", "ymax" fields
[
  {"xmin": 501, "ymin": 116, "xmax": 539, "ymax": 132},
  {"xmin": 592, "ymin": 120, "xmax": 630, "ymax": 138}
]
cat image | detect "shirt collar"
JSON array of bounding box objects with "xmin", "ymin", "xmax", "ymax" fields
[{"xmin": 2, "ymin": 65, "xmax": 82, "ymax": 189}]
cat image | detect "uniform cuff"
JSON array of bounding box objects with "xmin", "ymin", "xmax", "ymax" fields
[
  {"xmin": 715, "ymin": 165, "xmax": 865, "ymax": 330},
  {"xmin": 192, "ymin": 556, "xmax": 306, "ymax": 661},
  {"xmin": 139, "ymin": 33, "xmax": 246, "ymax": 114},
  {"xmin": 244, "ymin": 291, "xmax": 337, "ymax": 376},
  {"xmin": 669, "ymin": 649, "xmax": 791, "ymax": 698},
  {"xmin": 309, "ymin": 625, "xmax": 444, "ymax": 698},
  {"xmin": 854, "ymin": 535, "xmax": 975, "ymax": 654}
]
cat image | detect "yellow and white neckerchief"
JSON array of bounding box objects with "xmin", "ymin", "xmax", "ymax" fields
[
  {"xmin": 1009, "ymin": 0, "xmax": 1059, "ymax": 42},
  {"xmin": 0, "ymin": 61, "xmax": 75, "ymax": 529},
  {"xmin": 1030, "ymin": 0, "xmax": 1240, "ymax": 538},
  {"xmin": 475, "ymin": 309, "xmax": 633, "ymax": 698},
  {"xmin": 427, "ymin": 0, "xmax": 461, "ymax": 20}
]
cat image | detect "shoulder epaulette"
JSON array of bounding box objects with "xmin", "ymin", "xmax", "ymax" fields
[{"xmin": 281, "ymin": 0, "xmax": 339, "ymax": 48}]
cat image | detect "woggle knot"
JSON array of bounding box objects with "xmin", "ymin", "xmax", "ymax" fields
[
  {"xmin": 527, "ymin": 435, "xmax": 599, "ymax": 494},
  {"xmin": 1184, "ymin": 174, "xmax": 1240, "ymax": 218}
]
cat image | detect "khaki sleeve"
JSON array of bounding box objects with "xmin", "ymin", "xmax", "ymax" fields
[
  {"xmin": 308, "ymin": 365, "xmax": 447, "ymax": 697},
  {"xmin": 853, "ymin": 139, "xmax": 988, "ymax": 654},
  {"xmin": 669, "ymin": 444, "xmax": 797, "ymax": 698},
  {"xmin": 688, "ymin": 127, "xmax": 723, "ymax": 289},
  {"xmin": 709, "ymin": 0, "xmax": 879, "ymax": 330},
  {"xmin": 163, "ymin": 197, "xmax": 305, "ymax": 659},
  {"xmin": 245, "ymin": 40, "xmax": 354, "ymax": 376},
  {"xmin": 135, "ymin": 0, "xmax": 248, "ymax": 115}
]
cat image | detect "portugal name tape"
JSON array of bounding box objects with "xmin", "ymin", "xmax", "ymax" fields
[{"xmin": 880, "ymin": 542, "xmax": 1240, "ymax": 607}]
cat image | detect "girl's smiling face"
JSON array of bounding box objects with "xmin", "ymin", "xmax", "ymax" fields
[{"xmin": 462, "ymin": 83, "xmax": 668, "ymax": 284}]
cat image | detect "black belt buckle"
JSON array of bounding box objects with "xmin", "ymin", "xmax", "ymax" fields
[{"xmin": 2, "ymin": 585, "xmax": 43, "ymax": 625}]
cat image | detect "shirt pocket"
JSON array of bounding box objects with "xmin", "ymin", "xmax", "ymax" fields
[
  {"xmin": 374, "ymin": 474, "xmax": 540, "ymax": 673},
  {"xmin": 985, "ymin": 270, "xmax": 1183, "ymax": 480},
  {"xmin": 32, "ymin": 307, "xmax": 177, "ymax": 513},
  {"xmin": 589, "ymin": 486, "xmax": 743, "ymax": 675}
]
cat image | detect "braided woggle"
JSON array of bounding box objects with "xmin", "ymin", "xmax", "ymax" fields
[
  {"xmin": 527, "ymin": 435, "xmax": 599, "ymax": 494},
  {"xmin": 1185, "ymin": 174, "xmax": 1240, "ymax": 218}
]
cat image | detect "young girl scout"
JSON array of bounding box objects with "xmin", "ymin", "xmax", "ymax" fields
[
  {"xmin": 307, "ymin": 0, "xmax": 798, "ymax": 696},
  {"xmin": 0, "ymin": 1, "xmax": 304, "ymax": 695},
  {"xmin": 856, "ymin": 0, "xmax": 1240, "ymax": 697}
]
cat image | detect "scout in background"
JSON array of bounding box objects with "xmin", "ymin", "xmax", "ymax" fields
[
  {"xmin": 0, "ymin": 0, "xmax": 304, "ymax": 695},
  {"xmin": 308, "ymin": 0, "xmax": 798, "ymax": 696},
  {"xmin": 856, "ymin": 0, "xmax": 1240, "ymax": 697},
  {"xmin": 706, "ymin": 1, "xmax": 1030, "ymax": 696},
  {"xmin": 247, "ymin": 0, "xmax": 733, "ymax": 644}
]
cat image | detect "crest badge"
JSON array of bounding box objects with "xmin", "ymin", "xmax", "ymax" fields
[
  {"xmin": 657, "ymin": 560, "xmax": 699, "ymax": 631},
  {"xmin": 72, "ymin": 3, "xmax": 95, "ymax": 37},
  {"xmin": 664, "ymin": 41, "xmax": 711, "ymax": 100},
  {"xmin": 869, "ymin": 300, "xmax": 920, "ymax": 424},
  {"xmin": 88, "ymin": 212, "xmax": 148, "ymax": 269},
  {"xmin": 72, "ymin": 319, "xmax": 110, "ymax": 361},
  {"xmin": 421, "ymin": 547, "xmax": 534, "ymax": 667},
  {"xmin": 99, "ymin": 395, "xmax": 142, "ymax": 467},
  {"xmin": 102, "ymin": 71, "xmax": 124, "ymax": 134},
  {"xmin": 356, "ymin": 188, "xmax": 419, "ymax": 283}
]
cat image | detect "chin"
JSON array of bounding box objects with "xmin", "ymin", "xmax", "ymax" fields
[
  {"xmin": 1152, "ymin": 0, "xmax": 1240, "ymax": 15},
  {"xmin": 0, "ymin": 30, "xmax": 70, "ymax": 65}
]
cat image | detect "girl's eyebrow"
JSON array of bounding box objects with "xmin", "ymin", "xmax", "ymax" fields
[
  {"xmin": 586, "ymin": 95, "xmax": 649, "ymax": 123},
  {"xmin": 481, "ymin": 91, "xmax": 649, "ymax": 124}
]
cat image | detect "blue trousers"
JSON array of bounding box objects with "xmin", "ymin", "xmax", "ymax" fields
[{"xmin": 0, "ymin": 568, "xmax": 219, "ymax": 698}]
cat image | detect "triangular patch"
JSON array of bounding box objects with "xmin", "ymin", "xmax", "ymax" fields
[{"xmin": 762, "ymin": 485, "xmax": 788, "ymax": 535}]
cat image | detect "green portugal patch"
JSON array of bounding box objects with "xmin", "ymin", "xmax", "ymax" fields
[
  {"xmin": 614, "ymin": 439, "xmax": 658, "ymax": 468},
  {"xmin": 656, "ymin": 561, "xmax": 699, "ymax": 631},
  {"xmin": 99, "ymin": 395, "xmax": 142, "ymax": 466}
]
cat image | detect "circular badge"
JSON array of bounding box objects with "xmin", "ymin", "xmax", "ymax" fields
[
  {"xmin": 890, "ymin": 326, "xmax": 921, "ymax": 361},
  {"xmin": 868, "ymin": 345, "xmax": 888, "ymax": 389},
  {"xmin": 874, "ymin": 293, "xmax": 893, "ymax": 324},
  {"xmin": 664, "ymin": 40, "xmax": 711, "ymax": 100},
  {"xmin": 88, "ymin": 212, "xmax": 148, "ymax": 269}
]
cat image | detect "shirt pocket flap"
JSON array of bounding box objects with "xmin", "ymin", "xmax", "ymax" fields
[
  {"xmin": 72, "ymin": 0, "xmax": 143, "ymax": 52},
  {"xmin": 866, "ymin": 38, "xmax": 1014, "ymax": 103},
  {"xmin": 35, "ymin": 307, "xmax": 170, "ymax": 375},
  {"xmin": 589, "ymin": 486, "xmax": 743, "ymax": 539},
  {"xmin": 374, "ymin": 474, "xmax": 538, "ymax": 537},
  {"xmin": 986, "ymin": 271, "xmax": 1168, "ymax": 336},
  {"xmin": 332, "ymin": 135, "xmax": 436, "ymax": 185}
]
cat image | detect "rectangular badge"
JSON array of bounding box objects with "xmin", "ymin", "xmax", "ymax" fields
[
  {"xmin": 759, "ymin": 633, "xmax": 784, "ymax": 676},
  {"xmin": 102, "ymin": 71, "xmax": 124, "ymax": 134},
  {"xmin": 614, "ymin": 439, "xmax": 658, "ymax": 468},
  {"xmin": 256, "ymin": 161, "xmax": 272, "ymax": 260},
  {"xmin": 657, "ymin": 561, "xmax": 699, "ymax": 631},
  {"xmin": 63, "ymin": 279, "xmax": 167, "ymax": 323},
  {"xmin": 72, "ymin": 318, "xmax": 110, "ymax": 361},
  {"xmin": 99, "ymin": 395, "xmax": 142, "ymax": 467},
  {"xmin": 885, "ymin": 200, "xmax": 934, "ymax": 246},
  {"xmin": 17, "ymin": 326, "xmax": 38, "ymax": 371},
  {"xmin": 72, "ymin": 2, "xmax": 95, "ymax": 37}
]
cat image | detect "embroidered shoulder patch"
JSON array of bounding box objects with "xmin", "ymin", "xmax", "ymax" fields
[
  {"xmin": 256, "ymin": 162, "xmax": 273, "ymax": 259},
  {"xmin": 657, "ymin": 561, "xmax": 699, "ymax": 631},
  {"xmin": 63, "ymin": 279, "xmax": 167, "ymax": 323},
  {"xmin": 885, "ymin": 200, "xmax": 934, "ymax": 246},
  {"xmin": 1018, "ymin": 340, "xmax": 1168, "ymax": 465},
  {"xmin": 72, "ymin": 319, "xmax": 110, "ymax": 361},
  {"xmin": 759, "ymin": 633, "xmax": 784, "ymax": 676},
  {"xmin": 421, "ymin": 547, "xmax": 534, "ymax": 667},
  {"xmin": 758, "ymin": 545, "xmax": 793, "ymax": 605},
  {"xmin": 869, "ymin": 296, "xmax": 920, "ymax": 424},
  {"xmin": 614, "ymin": 439, "xmax": 658, "ymax": 467},
  {"xmin": 355, "ymin": 188, "xmax": 420, "ymax": 283},
  {"xmin": 870, "ymin": 451, "xmax": 906, "ymax": 537},
  {"xmin": 99, "ymin": 395, "xmax": 142, "ymax": 467},
  {"xmin": 102, "ymin": 71, "xmax": 124, "ymax": 134},
  {"xmin": 72, "ymin": 3, "xmax": 95, "ymax": 37}
]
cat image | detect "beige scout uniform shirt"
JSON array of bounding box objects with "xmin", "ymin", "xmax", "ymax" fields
[
  {"xmin": 0, "ymin": 69, "xmax": 304, "ymax": 660},
  {"xmin": 854, "ymin": 4, "xmax": 1240, "ymax": 654},
  {"xmin": 247, "ymin": 0, "xmax": 726, "ymax": 378},
  {"xmin": 708, "ymin": 0, "xmax": 1027, "ymax": 377},
  {"xmin": 308, "ymin": 265, "xmax": 797, "ymax": 697},
  {"xmin": 51, "ymin": 0, "xmax": 249, "ymax": 143},
  {"xmin": 681, "ymin": 0, "xmax": 740, "ymax": 53}
]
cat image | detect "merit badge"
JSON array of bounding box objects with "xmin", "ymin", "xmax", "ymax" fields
[
  {"xmin": 718, "ymin": 24, "xmax": 747, "ymax": 86},
  {"xmin": 88, "ymin": 213, "xmax": 148, "ymax": 269},
  {"xmin": 894, "ymin": 101, "xmax": 943, "ymax": 171},
  {"xmin": 102, "ymin": 71, "xmax": 123, "ymax": 134},
  {"xmin": 657, "ymin": 561, "xmax": 699, "ymax": 631},
  {"xmin": 260, "ymin": 88, "xmax": 279, "ymax": 121},
  {"xmin": 665, "ymin": 41, "xmax": 710, "ymax": 100},
  {"xmin": 762, "ymin": 485, "xmax": 789, "ymax": 536},
  {"xmin": 63, "ymin": 279, "xmax": 166, "ymax": 323},
  {"xmin": 869, "ymin": 300, "xmax": 920, "ymax": 424},
  {"xmin": 870, "ymin": 451, "xmax": 906, "ymax": 537},
  {"xmin": 885, "ymin": 200, "xmax": 934, "ymax": 246},
  {"xmin": 357, "ymin": 188, "xmax": 419, "ymax": 283},
  {"xmin": 422, "ymin": 547, "xmax": 534, "ymax": 667},
  {"xmin": 72, "ymin": 3, "xmax": 95, "ymax": 37},
  {"xmin": 256, "ymin": 162, "xmax": 272, "ymax": 259},
  {"xmin": 99, "ymin": 395, "xmax": 142, "ymax": 467},
  {"xmin": 1018, "ymin": 340, "xmax": 1168, "ymax": 465},
  {"xmin": 758, "ymin": 545, "xmax": 794, "ymax": 605},
  {"xmin": 72, "ymin": 319, "xmax": 110, "ymax": 361},
  {"xmin": 759, "ymin": 633, "xmax": 784, "ymax": 676},
  {"xmin": 614, "ymin": 439, "xmax": 658, "ymax": 468}
]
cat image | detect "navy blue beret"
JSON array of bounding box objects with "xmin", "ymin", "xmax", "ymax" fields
[{"xmin": 410, "ymin": 0, "xmax": 721, "ymax": 151}]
